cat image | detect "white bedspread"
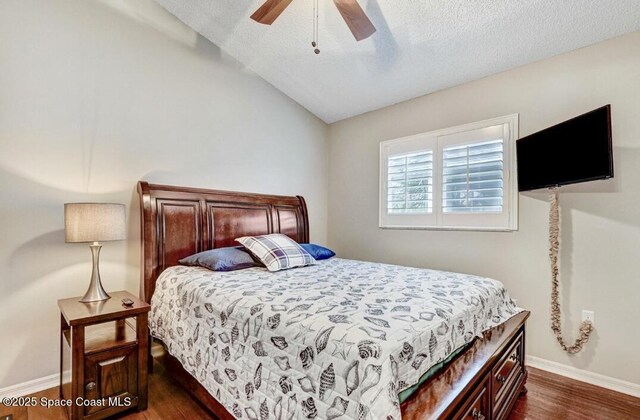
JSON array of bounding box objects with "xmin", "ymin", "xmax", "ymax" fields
[{"xmin": 150, "ymin": 258, "xmax": 521, "ymax": 419}]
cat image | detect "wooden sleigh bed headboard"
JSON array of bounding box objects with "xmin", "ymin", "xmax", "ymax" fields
[{"xmin": 137, "ymin": 181, "xmax": 309, "ymax": 303}]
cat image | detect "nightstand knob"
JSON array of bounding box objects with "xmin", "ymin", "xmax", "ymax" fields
[{"xmin": 85, "ymin": 381, "xmax": 96, "ymax": 391}]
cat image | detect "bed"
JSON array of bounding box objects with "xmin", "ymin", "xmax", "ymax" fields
[{"xmin": 138, "ymin": 181, "xmax": 529, "ymax": 420}]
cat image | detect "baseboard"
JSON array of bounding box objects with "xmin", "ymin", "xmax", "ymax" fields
[
  {"xmin": 526, "ymin": 355, "xmax": 640, "ymax": 398},
  {"xmin": 3, "ymin": 358, "xmax": 639, "ymax": 400},
  {"xmin": 0, "ymin": 373, "xmax": 59, "ymax": 399}
]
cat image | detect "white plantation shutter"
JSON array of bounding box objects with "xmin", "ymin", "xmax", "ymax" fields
[
  {"xmin": 380, "ymin": 135, "xmax": 437, "ymax": 227},
  {"xmin": 380, "ymin": 115, "xmax": 518, "ymax": 231},
  {"xmin": 387, "ymin": 151, "xmax": 433, "ymax": 214},
  {"xmin": 442, "ymin": 140, "xmax": 504, "ymax": 213}
]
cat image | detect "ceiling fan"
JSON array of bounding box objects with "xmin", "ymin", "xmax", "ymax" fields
[{"xmin": 250, "ymin": 0, "xmax": 376, "ymax": 46}]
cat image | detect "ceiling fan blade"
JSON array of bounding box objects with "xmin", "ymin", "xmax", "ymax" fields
[
  {"xmin": 332, "ymin": 0, "xmax": 376, "ymax": 41},
  {"xmin": 250, "ymin": 0, "xmax": 294, "ymax": 25}
]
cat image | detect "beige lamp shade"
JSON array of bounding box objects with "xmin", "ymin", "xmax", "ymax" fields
[{"xmin": 64, "ymin": 203, "xmax": 126, "ymax": 243}]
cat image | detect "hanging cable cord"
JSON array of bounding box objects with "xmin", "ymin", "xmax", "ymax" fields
[{"xmin": 548, "ymin": 187, "xmax": 594, "ymax": 354}]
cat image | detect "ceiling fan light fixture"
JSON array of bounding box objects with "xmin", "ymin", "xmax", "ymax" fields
[
  {"xmin": 312, "ymin": 0, "xmax": 320, "ymax": 54},
  {"xmin": 250, "ymin": 0, "xmax": 376, "ymax": 53}
]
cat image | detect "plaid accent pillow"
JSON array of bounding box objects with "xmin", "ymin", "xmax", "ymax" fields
[{"xmin": 235, "ymin": 234, "xmax": 316, "ymax": 272}]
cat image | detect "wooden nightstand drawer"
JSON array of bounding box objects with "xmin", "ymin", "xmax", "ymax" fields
[{"xmin": 83, "ymin": 344, "xmax": 139, "ymax": 417}]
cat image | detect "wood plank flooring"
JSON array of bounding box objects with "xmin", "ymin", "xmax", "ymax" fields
[
  {"xmin": 510, "ymin": 367, "xmax": 639, "ymax": 419},
  {"xmin": 2, "ymin": 364, "xmax": 638, "ymax": 419}
]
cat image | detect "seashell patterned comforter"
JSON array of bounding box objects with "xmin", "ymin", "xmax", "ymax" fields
[{"xmin": 150, "ymin": 258, "xmax": 522, "ymax": 420}]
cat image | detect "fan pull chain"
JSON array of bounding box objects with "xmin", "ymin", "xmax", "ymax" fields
[
  {"xmin": 311, "ymin": 0, "xmax": 320, "ymax": 54},
  {"xmin": 549, "ymin": 187, "xmax": 594, "ymax": 354}
]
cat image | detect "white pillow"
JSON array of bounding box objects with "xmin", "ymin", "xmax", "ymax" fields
[{"xmin": 235, "ymin": 233, "xmax": 316, "ymax": 272}]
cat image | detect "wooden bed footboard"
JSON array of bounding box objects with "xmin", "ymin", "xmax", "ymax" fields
[{"xmin": 401, "ymin": 311, "xmax": 529, "ymax": 420}]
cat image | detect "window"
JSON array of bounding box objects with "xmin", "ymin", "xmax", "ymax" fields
[
  {"xmin": 379, "ymin": 115, "xmax": 518, "ymax": 231},
  {"xmin": 387, "ymin": 151, "xmax": 433, "ymax": 214}
]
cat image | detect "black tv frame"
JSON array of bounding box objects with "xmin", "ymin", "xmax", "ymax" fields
[{"xmin": 517, "ymin": 105, "xmax": 613, "ymax": 192}]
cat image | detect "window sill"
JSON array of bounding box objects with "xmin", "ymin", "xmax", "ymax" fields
[{"xmin": 379, "ymin": 225, "xmax": 518, "ymax": 232}]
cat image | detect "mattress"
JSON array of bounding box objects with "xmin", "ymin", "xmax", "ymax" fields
[{"xmin": 149, "ymin": 258, "xmax": 522, "ymax": 420}]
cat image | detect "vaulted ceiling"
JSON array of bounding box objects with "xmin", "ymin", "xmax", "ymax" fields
[{"xmin": 154, "ymin": 0, "xmax": 640, "ymax": 123}]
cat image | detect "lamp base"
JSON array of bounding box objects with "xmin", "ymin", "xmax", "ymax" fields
[{"xmin": 79, "ymin": 242, "xmax": 111, "ymax": 303}]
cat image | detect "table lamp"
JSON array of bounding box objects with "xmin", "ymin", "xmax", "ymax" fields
[{"xmin": 64, "ymin": 203, "xmax": 126, "ymax": 303}]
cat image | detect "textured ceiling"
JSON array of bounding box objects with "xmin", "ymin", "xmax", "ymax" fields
[{"xmin": 154, "ymin": 0, "xmax": 640, "ymax": 123}]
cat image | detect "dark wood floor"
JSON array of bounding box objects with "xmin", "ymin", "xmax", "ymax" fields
[
  {"xmin": 509, "ymin": 367, "xmax": 639, "ymax": 420},
  {"xmin": 2, "ymin": 364, "xmax": 638, "ymax": 419}
]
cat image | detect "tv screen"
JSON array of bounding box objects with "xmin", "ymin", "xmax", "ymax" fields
[{"xmin": 516, "ymin": 105, "xmax": 613, "ymax": 192}]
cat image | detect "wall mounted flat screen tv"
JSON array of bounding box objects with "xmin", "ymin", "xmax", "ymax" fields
[{"xmin": 517, "ymin": 105, "xmax": 613, "ymax": 192}]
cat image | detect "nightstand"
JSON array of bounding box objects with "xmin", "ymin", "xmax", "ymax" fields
[{"xmin": 58, "ymin": 291, "xmax": 150, "ymax": 420}]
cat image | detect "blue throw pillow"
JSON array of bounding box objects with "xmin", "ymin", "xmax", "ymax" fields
[
  {"xmin": 179, "ymin": 247, "xmax": 259, "ymax": 271},
  {"xmin": 300, "ymin": 243, "xmax": 336, "ymax": 260}
]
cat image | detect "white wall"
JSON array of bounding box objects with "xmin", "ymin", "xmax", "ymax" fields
[
  {"xmin": 328, "ymin": 32, "xmax": 640, "ymax": 385},
  {"xmin": 0, "ymin": 0, "xmax": 328, "ymax": 389}
]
